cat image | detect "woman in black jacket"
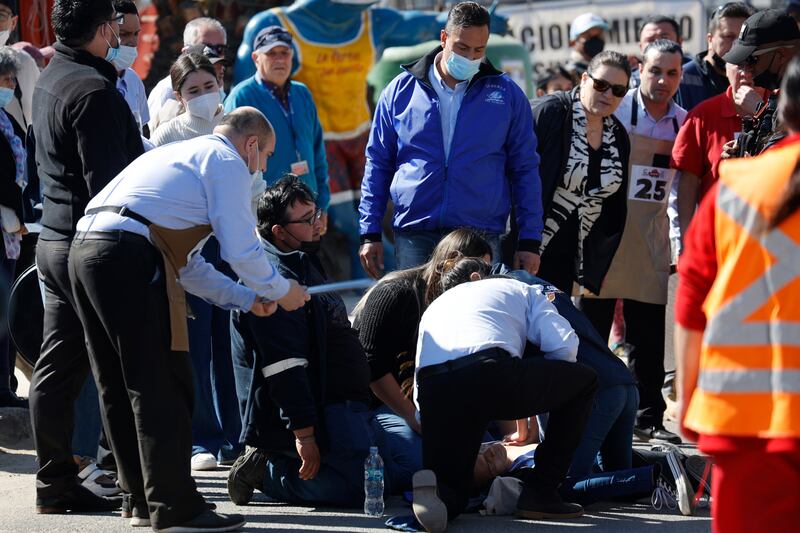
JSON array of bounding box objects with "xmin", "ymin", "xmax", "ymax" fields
[
  {"xmin": 532, "ymin": 50, "xmax": 632, "ymax": 295},
  {"xmin": 0, "ymin": 47, "xmax": 28, "ymax": 408}
]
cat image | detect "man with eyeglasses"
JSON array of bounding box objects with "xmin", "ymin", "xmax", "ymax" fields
[
  {"xmin": 722, "ymin": 8, "xmax": 800, "ymax": 157},
  {"xmin": 28, "ymin": 0, "xmax": 143, "ymax": 515},
  {"xmin": 225, "ymin": 26, "xmax": 329, "ymax": 235},
  {"xmin": 678, "ymin": 2, "xmax": 755, "ymax": 112},
  {"xmin": 227, "ymin": 175, "xmax": 399, "ymax": 508},
  {"xmin": 146, "ymin": 16, "xmax": 227, "ymax": 132}
]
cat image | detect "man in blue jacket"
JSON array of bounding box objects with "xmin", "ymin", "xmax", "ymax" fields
[{"xmin": 358, "ymin": 1, "xmax": 542, "ymax": 278}]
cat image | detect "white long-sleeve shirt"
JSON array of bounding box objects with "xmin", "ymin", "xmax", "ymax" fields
[
  {"xmin": 416, "ymin": 277, "xmax": 579, "ymax": 370},
  {"xmin": 76, "ymin": 133, "xmax": 289, "ymax": 311}
]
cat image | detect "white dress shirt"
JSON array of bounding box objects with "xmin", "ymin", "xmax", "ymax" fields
[
  {"xmin": 76, "ymin": 134, "xmax": 290, "ymax": 311},
  {"xmin": 146, "ymin": 74, "xmax": 174, "ymax": 133},
  {"xmin": 428, "ymin": 54, "xmax": 468, "ymax": 163},
  {"xmin": 614, "ymin": 88, "xmax": 688, "ymax": 259},
  {"xmin": 117, "ymin": 68, "xmax": 150, "ymax": 133}
]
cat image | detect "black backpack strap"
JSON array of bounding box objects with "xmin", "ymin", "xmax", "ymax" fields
[{"xmin": 86, "ymin": 205, "xmax": 153, "ymax": 226}]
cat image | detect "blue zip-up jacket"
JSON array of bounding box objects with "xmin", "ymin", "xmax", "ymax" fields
[
  {"xmin": 224, "ymin": 77, "xmax": 330, "ymax": 211},
  {"xmin": 359, "ymin": 46, "xmax": 543, "ymax": 252}
]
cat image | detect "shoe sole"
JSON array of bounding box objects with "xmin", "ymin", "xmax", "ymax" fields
[
  {"xmin": 667, "ymin": 451, "xmax": 695, "ymax": 516},
  {"xmin": 130, "ymin": 517, "xmax": 151, "ymax": 527},
  {"xmin": 516, "ymin": 509, "xmax": 584, "ymax": 520},
  {"xmin": 155, "ymin": 518, "xmax": 246, "ymax": 532},
  {"xmin": 412, "ymin": 470, "xmax": 447, "ymax": 533},
  {"xmin": 191, "ymin": 458, "xmax": 219, "ymax": 471},
  {"xmin": 227, "ymin": 450, "xmax": 257, "ymax": 506}
]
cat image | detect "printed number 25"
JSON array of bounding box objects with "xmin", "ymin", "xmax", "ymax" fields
[{"xmin": 634, "ymin": 179, "xmax": 667, "ymax": 201}]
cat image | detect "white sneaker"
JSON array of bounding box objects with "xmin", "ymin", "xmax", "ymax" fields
[
  {"xmin": 191, "ymin": 453, "xmax": 218, "ymax": 471},
  {"xmin": 76, "ymin": 458, "xmax": 121, "ymax": 496},
  {"xmin": 666, "ymin": 450, "xmax": 695, "ymax": 516}
]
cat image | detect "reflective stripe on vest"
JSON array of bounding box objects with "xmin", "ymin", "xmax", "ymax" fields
[
  {"xmin": 684, "ymin": 138, "xmax": 800, "ymax": 438},
  {"xmin": 702, "ymin": 182, "xmax": 800, "ymax": 349}
]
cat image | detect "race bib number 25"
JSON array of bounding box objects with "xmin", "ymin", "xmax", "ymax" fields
[{"xmin": 629, "ymin": 165, "xmax": 677, "ymax": 204}]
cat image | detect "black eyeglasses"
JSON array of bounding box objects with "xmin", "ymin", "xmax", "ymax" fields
[
  {"xmin": 282, "ymin": 208, "xmax": 322, "ymax": 227},
  {"xmin": 203, "ymin": 43, "xmax": 228, "ymax": 57},
  {"xmin": 587, "ymin": 74, "xmax": 628, "ymax": 97},
  {"xmin": 108, "ymin": 12, "xmax": 124, "ymax": 24}
]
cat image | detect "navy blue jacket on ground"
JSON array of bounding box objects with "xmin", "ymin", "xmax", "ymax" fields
[{"xmin": 359, "ymin": 46, "xmax": 543, "ymax": 253}]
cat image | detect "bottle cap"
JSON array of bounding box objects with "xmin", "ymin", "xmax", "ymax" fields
[{"xmin": 370, "ymin": 446, "xmax": 379, "ymax": 454}]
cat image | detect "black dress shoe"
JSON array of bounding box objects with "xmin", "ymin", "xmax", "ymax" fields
[
  {"xmin": 36, "ymin": 484, "xmax": 122, "ymax": 514},
  {"xmin": 122, "ymin": 493, "xmax": 216, "ymax": 526},
  {"xmin": 0, "ymin": 389, "xmax": 28, "ymax": 408},
  {"xmin": 634, "ymin": 425, "xmax": 682, "ymax": 444},
  {"xmin": 155, "ymin": 509, "xmax": 246, "ymax": 532},
  {"xmin": 227, "ymin": 447, "xmax": 268, "ymax": 505},
  {"xmin": 516, "ymin": 484, "xmax": 583, "ymax": 520}
]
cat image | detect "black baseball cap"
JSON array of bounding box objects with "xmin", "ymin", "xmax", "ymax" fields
[
  {"xmin": 253, "ymin": 26, "xmax": 293, "ymax": 54},
  {"xmin": 723, "ymin": 9, "xmax": 800, "ymax": 65},
  {"xmin": 184, "ymin": 44, "xmax": 226, "ymax": 65}
]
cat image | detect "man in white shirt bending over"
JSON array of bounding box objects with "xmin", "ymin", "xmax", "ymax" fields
[
  {"xmin": 68, "ymin": 107, "xmax": 309, "ymax": 532},
  {"xmin": 411, "ymin": 258, "xmax": 597, "ymax": 533}
]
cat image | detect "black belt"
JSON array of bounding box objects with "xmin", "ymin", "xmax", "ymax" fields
[
  {"xmin": 417, "ymin": 347, "xmax": 511, "ymax": 381},
  {"xmin": 86, "ymin": 205, "xmax": 153, "ymax": 226},
  {"xmin": 73, "ymin": 230, "xmax": 151, "ymax": 245}
]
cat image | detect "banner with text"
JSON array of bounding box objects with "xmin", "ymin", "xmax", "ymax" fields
[{"xmin": 498, "ymin": 0, "xmax": 705, "ymax": 75}]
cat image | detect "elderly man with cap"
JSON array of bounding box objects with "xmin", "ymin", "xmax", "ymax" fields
[
  {"xmin": 68, "ymin": 106, "xmax": 309, "ymax": 531},
  {"xmin": 565, "ymin": 13, "xmax": 609, "ymax": 78},
  {"xmin": 225, "ymin": 26, "xmax": 329, "ymax": 232},
  {"xmin": 721, "ymin": 8, "xmax": 800, "ymax": 157}
]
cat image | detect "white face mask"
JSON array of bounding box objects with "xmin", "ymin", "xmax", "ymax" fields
[
  {"xmin": 0, "ymin": 30, "xmax": 10, "ymax": 47},
  {"xmin": 112, "ymin": 44, "xmax": 138, "ymax": 71},
  {"xmin": 184, "ymin": 91, "xmax": 220, "ymax": 122}
]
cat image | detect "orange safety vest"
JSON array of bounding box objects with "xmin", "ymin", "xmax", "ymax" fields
[{"xmin": 684, "ymin": 138, "xmax": 800, "ymax": 438}]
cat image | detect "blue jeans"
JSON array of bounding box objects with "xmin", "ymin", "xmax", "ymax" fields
[
  {"xmin": 561, "ymin": 465, "xmax": 655, "ymax": 505},
  {"xmin": 188, "ymin": 238, "xmax": 242, "ymax": 462},
  {"xmin": 370, "ymin": 404, "xmax": 422, "ymax": 492},
  {"xmin": 567, "ymin": 384, "xmax": 639, "ymax": 477},
  {"xmin": 394, "ymin": 229, "xmax": 502, "ymax": 270},
  {"xmin": 260, "ymin": 401, "xmax": 379, "ymax": 506},
  {"xmin": 72, "ymin": 376, "xmax": 103, "ymax": 458}
]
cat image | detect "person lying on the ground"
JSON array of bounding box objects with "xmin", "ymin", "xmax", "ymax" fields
[
  {"xmin": 226, "ymin": 176, "xmax": 398, "ymax": 508},
  {"xmin": 410, "ymin": 257, "xmax": 598, "ymax": 533}
]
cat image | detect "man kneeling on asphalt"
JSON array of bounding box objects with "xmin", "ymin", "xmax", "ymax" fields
[
  {"xmin": 410, "ymin": 257, "xmax": 598, "ymax": 533},
  {"xmin": 227, "ymin": 175, "xmax": 395, "ymax": 507}
]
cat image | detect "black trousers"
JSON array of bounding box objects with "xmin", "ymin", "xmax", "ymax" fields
[
  {"xmin": 28, "ymin": 239, "xmax": 113, "ymax": 496},
  {"xmin": 580, "ymin": 298, "xmax": 667, "ymax": 428},
  {"xmin": 68, "ymin": 232, "xmax": 206, "ymax": 528},
  {"xmin": 417, "ymin": 351, "xmax": 598, "ymax": 521}
]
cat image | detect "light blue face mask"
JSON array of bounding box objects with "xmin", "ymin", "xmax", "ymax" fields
[
  {"xmin": 104, "ymin": 23, "xmax": 121, "ymax": 64},
  {"xmin": 445, "ymin": 50, "xmax": 481, "ymax": 81},
  {"xmin": 0, "ymin": 87, "xmax": 14, "ymax": 108}
]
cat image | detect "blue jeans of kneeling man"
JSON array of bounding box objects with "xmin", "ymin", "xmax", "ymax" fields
[
  {"xmin": 370, "ymin": 404, "xmax": 422, "ymax": 492},
  {"xmin": 394, "ymin": 229, "xmax": 502, "ymax": 270},
  {"xmin": 260, "ymin": 401, "xmax": 397, "ymax": 506}
]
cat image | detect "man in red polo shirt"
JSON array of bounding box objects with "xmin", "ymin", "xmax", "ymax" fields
[{"xmin": 671, "ymin": 61, "xmax": 764, "ymax": 245}]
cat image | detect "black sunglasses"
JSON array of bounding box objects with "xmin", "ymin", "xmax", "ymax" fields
[
  {"xmin": 587, "ymin": 74, "xmax": 628, "ymax": 97},
  {"xmin": 202, "ymin": 43, "xmax": 228, "ymax": 56},
  {"xmin": 282, "ymin": 208, "xmax": 322, "ymax": 227}
]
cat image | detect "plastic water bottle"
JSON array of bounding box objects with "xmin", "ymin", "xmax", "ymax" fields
[{"xmin": 364, "ymin": 446, "xmax": 384, "ymax": 517}]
